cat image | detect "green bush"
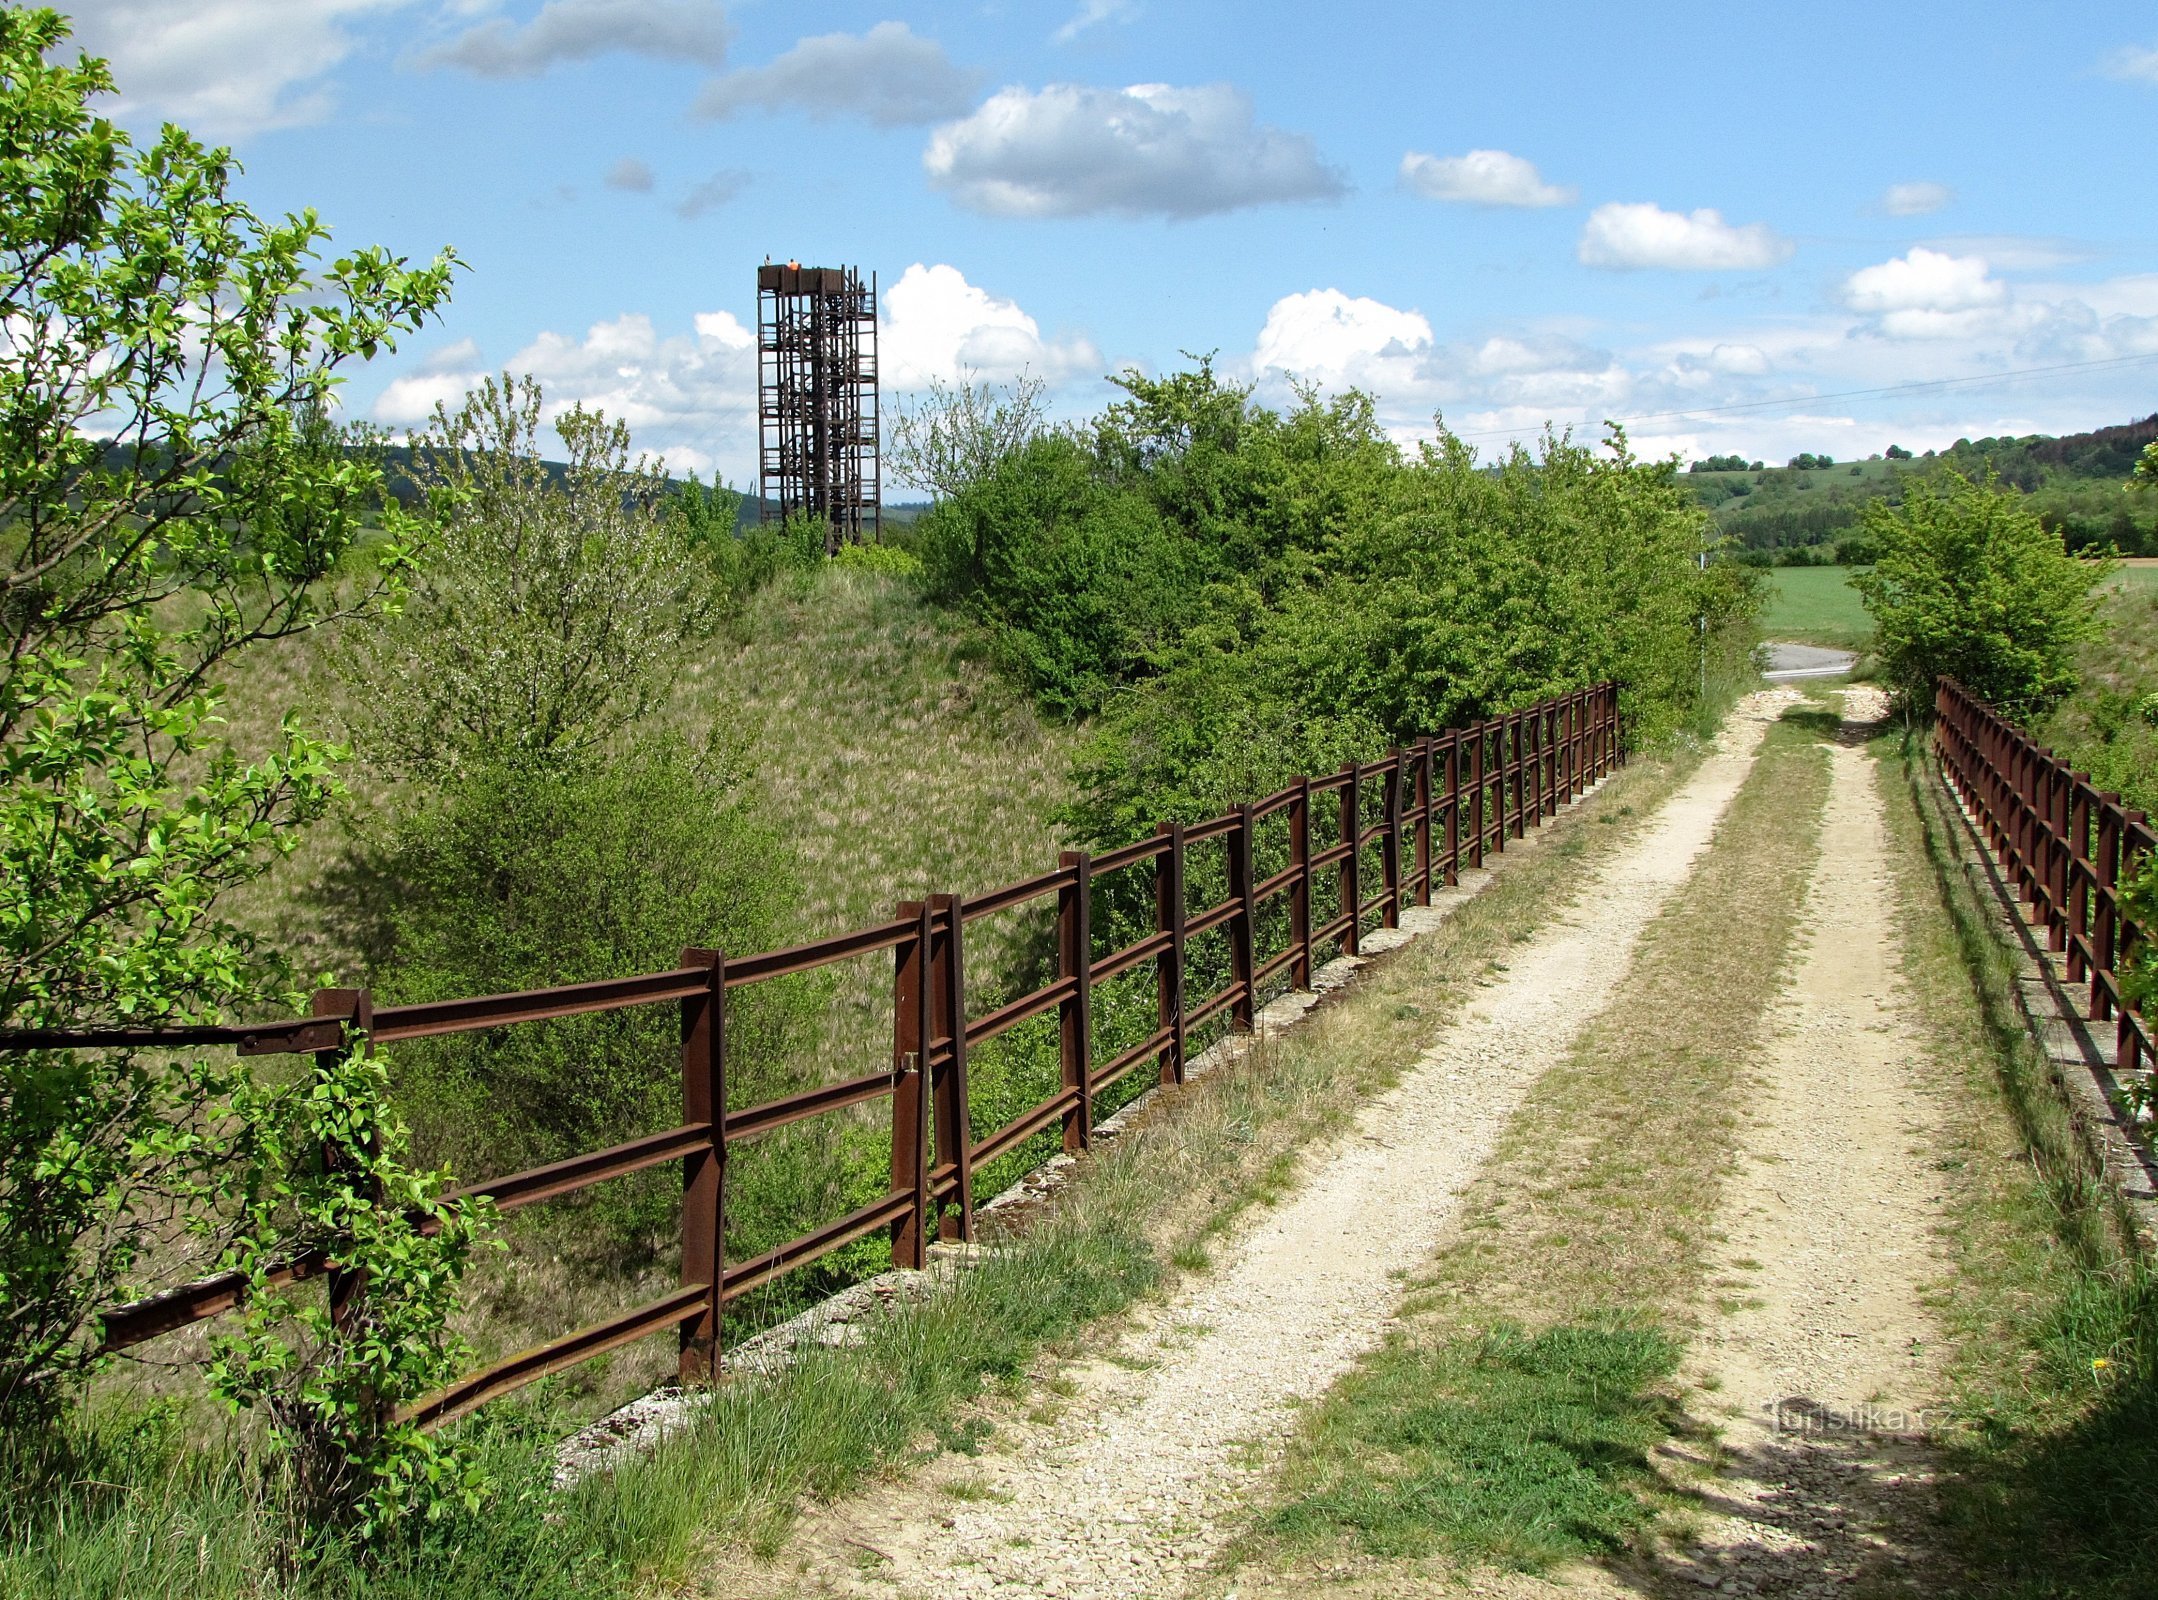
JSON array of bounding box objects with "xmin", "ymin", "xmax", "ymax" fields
[
  {"xmin": 369, "ymin": 734, "xmax": 825, "ymax": 1244},
  {"xmin": 831, "ymin": 539, "xmax": 924, "ymax": 579},
  {"xmin": 1852, "ymin": 469, "xmax": 2104, "ymax": 714}
]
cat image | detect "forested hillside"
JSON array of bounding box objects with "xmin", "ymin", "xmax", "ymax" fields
[{"xmin": 1690, "ymin": 412, "xmax": 2158, "ymax": 561}]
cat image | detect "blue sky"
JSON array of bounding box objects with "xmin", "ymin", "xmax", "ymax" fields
[{"xmin": 60, "ymin": 0, "xmax": 2158, "ymax": 485}]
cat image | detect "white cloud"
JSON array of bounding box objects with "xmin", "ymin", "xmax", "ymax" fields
[
  {"xmin": 420, "ymin": 0, "xmax": 731, "ymax": 78},
  {"xmin": 675, "ymin": 168, "xmax": 749, "ymax": 218},
  {"xmin": 63, "ymin": 0, "xmax": 417, "ymax": 138},
  {"xmin": 1054, "ymin": 0, "xmax": 1139, "ymax": 44},
  {"xmin": 605, "ymin": 156, "xmax": 655, "ymax": 192},
  {"xmin": 1251, "ymin": 289, "xmax": 1432, "ymax": 394},
  {"xmin": 2103, "ymin": 42, "xmax": 2158, "ymax": 84},
  {"xmin": 924, "ymin": 82, "xmax": 1347, "ymax": 219},
  {"xmin": 879, "ymin": 263, "xmax": 1100, "ymax": 390},
  {"xmin": 1879, "ymin": 180, "xmax": 1953, "ymax": 216},
  {"xmin": 1398, "ymin": 149, "xmax": 1574, "ymax": 208},
  {"xmin": 693, "ymin": 21, "xmax": 977, "ymax": 126},
  {"xmin": 1577, "ymin": 202, "xmax": 1792, "ymax": 271},
  {"xmin": 1843, "ymin": 247, "xmax": 2007, "ymax": 338},
  {"xmin": 373, "ymin": 309, "xmax": 759, "ymax": 479}
]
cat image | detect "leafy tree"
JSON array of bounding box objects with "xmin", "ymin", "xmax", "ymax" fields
[
  {"xmin": 887, "ymin": 370, "xmax": 1054, "ymax": 502},
  {"xmin": 336, "ymin": 374, "xmax": 709, "ymax": 781},
  {"xmin": 1852, "ymin": 469, "xmax": 2104, "ymax": 713},
  {"xmin": 1886, "ymin": 444, "xmax": 1914, "ymax": 460},
  {"xmin": 0, "ymin": 6, "xmax": 461, "ymax": 1433}
]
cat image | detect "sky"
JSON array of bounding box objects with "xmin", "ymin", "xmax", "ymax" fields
[{"xmin": 56, "ymin": 0, "xmax": 2158, "ymax": 487}]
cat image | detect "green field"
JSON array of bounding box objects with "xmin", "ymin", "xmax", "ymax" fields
[{"xmin": 1759, "ymin": 565, "xmax": 1871, "ymax": 650}]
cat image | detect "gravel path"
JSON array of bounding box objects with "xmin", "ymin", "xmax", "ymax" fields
[
  {"xmin": 1658, "ymin": 687, "xmax": 1948, "ymax": 1597},
  {"xmin": 798, "ymin": 694, "xmax": 1799, "ymax": 1600}
]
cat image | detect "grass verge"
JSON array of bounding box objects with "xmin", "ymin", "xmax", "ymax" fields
[
  {"xmin": 1881, "ymin": 731, "xmax": 2158, "ymax": 1599},
  {"xmin": 1234, "ymin": 706, "xmax": 1833, "ymax": 1583},
  {"xmin": 1, "ymin": 748, "xmax": 1700, "ymax": 1600}
]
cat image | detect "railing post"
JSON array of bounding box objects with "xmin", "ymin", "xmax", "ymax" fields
[
  {"xmin": 679, "ymin": 949, "xmax": 725, "ymax": 1383},
  {"xmin": 928, "ymin": 895, "xmax": 974, "ymax": 1242},
  {"xmin": 2094, "ymin": 796, "xmax": 2122, "ymax": 1023},
  {"xmin": 890, "ymin": 901, "xmax": 933, "ymax": 1269},
  {"xmin": 1469, "ymin": 722, "xmax": 1487, "ymax": 869},
  {"xmin": 1058, "ymin": 851, "xmax": 1093, "ymax": 1152},
  {"xmin": 1415, "ymin": 738, "xmax": 1435, "ymax": 907},
  {"xmin": 1230, "ymin": 800, "xmax": 1260, "ymax": 1027},
  {"xmin": 1508, "ymin": 713, "xmax": 1525, "ymax": 842},
  {"xmin": 1291, "ymin": 781, "xmax": 1314, "ymax": 987},
  {"xmin": 2068, "ymin": 776, "xmax": 2093, "ymax": 983},
  {"xmin": 1339, "ymin": 765, "xmax": 1361, "ymax": 956},
  {"xmin": 316, "ymin": 987, "xmax": 373, "ymax": 1343},
  {"xmin": 1381, "ymin": 754, "xmax": 1403, "ymax": 930},
  {"xmin": 1443, "ymin": 732, "xmax": 1461, "ymax": 886},
  {"xmin": 1156, "ymin": 821, "xmax": 1187, "ymax": 1082}
]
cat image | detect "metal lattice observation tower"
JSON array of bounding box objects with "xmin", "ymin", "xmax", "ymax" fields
[{"xmin": 755, "ymin": 261, "xmax": 880, "ymax": 550}]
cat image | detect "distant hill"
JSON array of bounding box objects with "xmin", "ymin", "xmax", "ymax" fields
[{"xmin": 1687, "ymin": 413, "xmax": 2158, "ymax": 563}]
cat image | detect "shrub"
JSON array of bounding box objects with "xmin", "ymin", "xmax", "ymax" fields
[
  {"xmin": 0, "ymin": 4, "xmax": 456, "ymax": 1439},
  {"xmin": 369, "ymin": 734, "xmax": 813, "ymax": 1222},
  {"xmin": 336, "ymin": 374, "xmax": 710, "ymax": 783},
  {"xmin": 1853, "ymin": 469, "xmax": 2104, "ymax": 714},
  {"xmin": 831, "ymin": 540, "xmax": 924, "ymax": 579}
]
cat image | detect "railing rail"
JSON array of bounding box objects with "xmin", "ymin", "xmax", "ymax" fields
[
  {"xmin": 1933, "ymin": 676, "xmax": 2154, "ymax": 1085},
  {"xmin": 1, "ymin": 682, "xmax": 1622, "ymax": 1427}
]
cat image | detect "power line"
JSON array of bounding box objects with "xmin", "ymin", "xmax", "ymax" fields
[{"xmin": 1450, "ymin": 350, "xmax": 2158, "ymax": 443}]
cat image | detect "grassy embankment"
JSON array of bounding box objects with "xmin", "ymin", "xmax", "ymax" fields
[
  {"xmin": 1887, "ymin": 729, "xmax": 2157, "ymax": 1598},
  {"xmin": 2037, "ymin": 565, "xmax": 2158, "ymax": 817},
  {"xmin": 1225, "ymin": 706, "xmax": 1832, "ymax": 1584},
  {"xmin": 4, "ymin": 717, "xmax": 1704, "ymax": 1600}
]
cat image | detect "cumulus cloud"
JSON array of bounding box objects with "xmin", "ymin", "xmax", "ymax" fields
[
  {"xmin": 1398, "ymin": 149, "xmax": 1574, "ymax": 208},
  {"xmin": 1250, "ymin": 289, "xmax": 1433, "ymax": 396},
  {"xmin": 924, "ymin": 82, "xmax": 1347, "ymax": 219},
  {"xmin": 63, "ymin": 0, "xmax": 417, "ymax": 138},
  {"xmin": 674, "ymin": 168, "xmax": 749, "ymax": 218},
  {"xmin": 373, "ymin": 309, "xmax": 759, "ymax": 478},
  {"xmin": 420, "ymin": 0, "xmax": 731, "ymax": 78},
  {"xmin": 880, "ymin": 263, "xmax": 1100, "ymax": 390},
  {"xmin": 2103, "ymin": 42, "xmax": 2158, "ymax": 84},
  {"xmin": 605, "ymin": 156, "xmax": 655, "ymax": 192},
  {"xmin": 693, "ymin": 21, "xmax": 977, "ymax": 126},
  {"xmin": 1879, "ymin": 180, "xmax": 1953, "ymax": 216},
  {"xmin": 1842, "ymin": 247, "xmax": 2007, "ymax": 339},
  {"xmin": 1577, "ymin": 202, "xmax": 1792, "ymax": 271},
  {"xmin": 1054, "ymin": 0, "xmax": 1139, "ymax": 44}
]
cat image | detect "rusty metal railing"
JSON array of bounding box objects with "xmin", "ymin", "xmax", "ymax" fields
[
  {"xmin": 1934, "ymin": 676, "xmax": 2154, "ymax": 1084},
  {"xmin": 0, "ymin": 683, "xmax": 1621, "ymax": 1430}
]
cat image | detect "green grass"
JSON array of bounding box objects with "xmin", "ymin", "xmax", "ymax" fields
[
  {"xmin": 1264, "ymin": 1320, "xmax": 1682, "ymax": 1566},
  {"xmin": 1758, "ymin": 564, "xmax": 1872, "ymax": 650},
  {"xmin": 2037, "ymin": 573, "xmax": 2158, "ymax": 817},
  {"xmin": 1884, "ymin": 732, "xmax": 2158, "ymax": 1599}
]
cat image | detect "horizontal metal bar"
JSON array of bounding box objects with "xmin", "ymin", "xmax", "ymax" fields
[
  {"xmin": 1315, "ymin": 911, "xmax": 1355, "ymax": 945},
  {"xmin": 966, "ymin": 976, "xmax": 1077, "ymax": 1049},
  {"xmin": 1093, "ymin": 929, "xmax": 1172, "ymax": 985},
  {"xmin": 372, "ymin": 967, "xmax": 710, "ymax": 1042},
  {"xmin": 1310, "ymin": 840, "xmax": 1354, "ymax": 870},
  {"xmin": 445, "ymin": 1122, "xmax": 712, "ymax": 1213},
  {"xmin": 1255, "ymin": 943, "xmax": 1299, "ymax": 985},
  {"xmin": 971, "ymin": 1087, "xmax": 1080, "ymax": 1169},
  {"xmin": 1184, "ymin": 812, "xmax": 1239, "ymax": 844},
  {"xmin": 98, "ymin": 1251, "xmax": 325, "ymax": 1354},
  {"xmin": 1255, "ymin": 861, "xmax": 1300, "ymax": 901},
  {"xmin": 395, "ymin": 1285, "xmax": 710, "ymax": 1431},
  {"xmin": 724, "ymin": 919, "xmax": 915, "ymax": 985},
  {"xmin": 1089, "ymin": 835, "xmax": 1171, "ymax": 875},
  {"xmin": 1095, "ymin": 1026, "xmax": 1176, "ymax": 1093},
  {"xmin": 0, "ymin": 1017, "xmax": 344, "ymax": 1057},
  {"xmin": 722, "ymin": 1189, "xmax": 915, "ymax": 1301},
  {"xmin": 1251, "ymin": 784, "xmax": 1300, "ymax": 819},
  {"xmin": 1187, "ymin": 898, "xmax": 1240, "ymax": 937},
  {"xmin": 962, "ymin": 865, "xmax": 1078, "ymax": 921},
  {"xmin": 1187, "ymin": 982, "xmax": 1243, "ymax": 1030},
  {"xmin": 730, "ymin": 1072, "xmax": 896, "ymax": 1141}
]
